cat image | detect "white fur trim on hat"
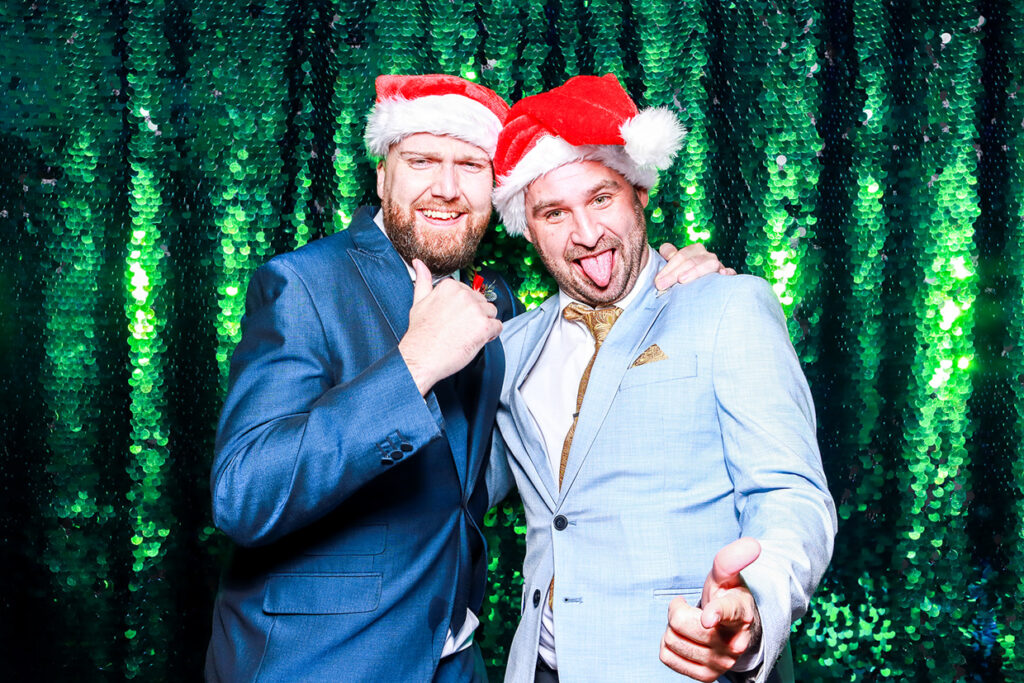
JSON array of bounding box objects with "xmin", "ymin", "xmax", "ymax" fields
[
  {"xmin": 492, "ymin": 136, "xmax": 660, "ymax": 237},
  {"xmin": 621, "ymin": 108, "xmax": 685, "ymax": 170},
  {"xmin": 365, "ymin": 94, "xmax": 503, "ymax": 158}
]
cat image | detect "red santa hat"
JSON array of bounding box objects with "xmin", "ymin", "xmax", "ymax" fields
[
  {"xmin": 492, "ymin": 74, "xmax": 684, "ymax": 236},
  {"xmin": 365, "ymin": 74, "xmax": 511, "ymax": 159}
]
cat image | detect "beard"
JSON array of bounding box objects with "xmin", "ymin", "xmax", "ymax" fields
[
  {"xmin": 534, "ymin": 195, "xmax": 648, "ymax": 307},
  {"xmin": 381, "ymin": 197, "xmax": 489, "ymax": 275}
]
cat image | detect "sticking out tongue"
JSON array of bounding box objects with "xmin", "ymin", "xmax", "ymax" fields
[{"xmin": 578, "ymin": 250, "xmax": 614, "ymax": 288}]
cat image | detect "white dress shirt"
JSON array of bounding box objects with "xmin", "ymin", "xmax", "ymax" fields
[
  {"xmin": 374, "ymin": 211, "xmax": 476, "ymax": 658},
  {"xmin": 519, "ymin": 248, "xmax": 655, "ymax": 670}
]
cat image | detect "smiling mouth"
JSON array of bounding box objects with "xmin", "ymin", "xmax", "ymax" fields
[
  {"xmin": 574, "ymin": 249, "xmax": 615, "ymax": 288},
  {"xmin": 418, "ymin": 208, "xmax": 464, "ymax": 225}
]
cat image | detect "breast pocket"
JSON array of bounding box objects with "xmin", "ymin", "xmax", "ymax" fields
[
  {"xmin": 619, "ymin": 353, "xmax": 698, "ymax": 391},
  {"xmin": 652, "ymin": 587, "xmax": 702, "ymax": 603}
]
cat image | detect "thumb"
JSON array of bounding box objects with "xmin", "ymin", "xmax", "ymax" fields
[
  {"xmin": 702, "ymin": 537, "xmax": 761, "ymax": 604},
  {"xmin": 412, "ymin": 259, "xmax": 433, "ymax": 304}
]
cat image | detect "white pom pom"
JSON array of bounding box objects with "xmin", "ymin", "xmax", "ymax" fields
[{"xmin": 620, "ymin": 108, "xmax": 685, "ymax": 170}]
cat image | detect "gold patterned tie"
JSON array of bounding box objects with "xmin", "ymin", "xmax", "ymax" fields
[{"xmin": 549, "ymin": 302, "xmax": 622, "ymax": 608}]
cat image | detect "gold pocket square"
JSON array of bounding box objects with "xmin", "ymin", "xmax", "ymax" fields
[{"xmin": 631, "ymin": 344, "xmax": 669, "ymax": 367}]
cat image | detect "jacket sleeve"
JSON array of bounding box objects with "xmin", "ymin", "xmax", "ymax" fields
[
  {"xmin": 711, "ymin": 276, "xmax": 838, "ymax": 681},
  {"xmin": 210, "ymin": 259, "xmax": 443, "ymax": 547}
]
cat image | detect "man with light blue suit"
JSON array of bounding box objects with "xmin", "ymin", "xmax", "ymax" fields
[{"xmin": 488, "ymin": 74, "xmax": 837, "ymax": 682}]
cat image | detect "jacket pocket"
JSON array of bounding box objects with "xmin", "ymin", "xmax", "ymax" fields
[
  {"xmin": 263, "ymin": 573, "xmax": 382, "ymax": 614},
  {"xmin": 619, "ymin": 353, "xmax": 698, "ymax": 390},
  {"xmin": 652, "ymin": 588, "xmax": 702, "ymax": 603}
]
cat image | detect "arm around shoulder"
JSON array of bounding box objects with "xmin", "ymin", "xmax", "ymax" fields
[{"xmin": 211, "ymin": 259, "xmax": 442, "ymax": 547}]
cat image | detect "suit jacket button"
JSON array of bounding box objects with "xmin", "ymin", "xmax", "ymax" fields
[
  {"xmin": 380, "ymin": 456, "xmax": 393, "ymax": 466},
  {"xmin": 389, "ymin": 449, "xmax": 403, "ymax": 461},
  {"xmin": 400, "ymin": 442, "xmax": 413, "ymax": 453},
  {"xmin": 553, "ymin": 515, "xmax": 568, "ymax": 531},
  {"xmin": 533, "ymin": 589, "xmax": 541, "ymax": 607}
]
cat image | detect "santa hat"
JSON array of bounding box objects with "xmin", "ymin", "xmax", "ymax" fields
[
  {"xmin": 365, "ymin": 74, "xmax": 511, "ymax": 159},
  {"xmin": 492, "ymin": 74, "xmax": 684, "ymax": 236}
]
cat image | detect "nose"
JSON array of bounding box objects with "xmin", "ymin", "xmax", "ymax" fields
[
  {"xmin": 430, "ymin": 162, "xmax": 459, "ymax": 201},
  {"xmin": 570, "ymin": 210, "xmax": 602, "ymax": 248}
]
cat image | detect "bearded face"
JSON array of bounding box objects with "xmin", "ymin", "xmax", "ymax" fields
[
  {"xmin": 523, "ymin": 160, "xmax": 650, "ymax": 307},
  {"xmin": 376, "ymin": 133, "xmax": 494, "ymax": 275},
  {"xmin": 381, "ymin": 193, "xmax": 488, "ymax": 274}
]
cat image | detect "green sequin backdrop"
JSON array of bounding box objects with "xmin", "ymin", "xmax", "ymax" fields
[{"xmin": 1, "ymin": 0, "xmax": 1022, "ymax": 680}]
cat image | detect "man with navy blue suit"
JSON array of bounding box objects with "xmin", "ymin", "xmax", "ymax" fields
[
  {"xmin": 205, "ymin": 75, "xmax": 517, "ymax": 682},
  {"xmin": 205, "ymin": 73, "xmax": 729, "ymax": 682},
  {"xmin": 489, "ymin": 74, "xmax": 836, "ymax": 682}
]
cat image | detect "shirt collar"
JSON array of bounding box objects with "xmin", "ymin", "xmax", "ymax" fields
[{"xmin": 374, "ymin": 209, "xmax": 458, "ymax": 285}]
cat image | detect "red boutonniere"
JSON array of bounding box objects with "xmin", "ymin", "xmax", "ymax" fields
[{"xmin": 470, "ymin": 268, "xmax": 497, "ymax": 302}]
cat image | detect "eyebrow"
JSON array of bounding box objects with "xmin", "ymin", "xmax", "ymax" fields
[
  {"xmin": 398, "ymin": 150, "xmax": 441, "ymax": 161},
  {"xmin": 398, "ymin": 149, "xmax": 490, "ymax": 163},
  {"xmin": 529, "ymin": 178, "xmax": 624, "ymax": 216}
]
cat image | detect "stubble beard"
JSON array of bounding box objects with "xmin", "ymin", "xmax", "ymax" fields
[
  {"xmin": 382, "ymin": 197, "xmax": 489, "ymax": 276},
  {"xmin": 536, "ymin": 198, "xmax": 648, "ymax": 307}
]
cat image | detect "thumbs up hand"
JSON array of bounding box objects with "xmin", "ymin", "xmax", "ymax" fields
[
  {"xmin": 399, "ymin": 259, "xmax": 502, "ymax": 396},
  {"xmin": 659, "ymin": 538, "xmax": 762, "ymax": 681}
]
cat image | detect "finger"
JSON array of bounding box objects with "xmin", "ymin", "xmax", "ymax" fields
[
  {"xmin": 659, "ymin": 649, "xmax": 723, "ymax": 683},
  {"xmin": 653, "ymin": 242, "xmax": 692, "ymax": 290},
  {"xmin": 700, "ymin": 589, "xmax": 755, "ymax": 630},
  {"xmin": 411, "ymin": 259, "xmax": 433, "ymax": 303},
  {"xmin": 658, "ymin": 242, "xmax": 679, "ymax": 260},
  {"xmin": 654, "ymin": 244, "xmax": 715, "ymax": 289},
  {"xmin": 659, "ymin": 631, "xmax": 727, "ymax": 682},
  {"xmin": 668, "ymin": 598, "xmax": 746, "ymax": 656},
  {"xmin": 677, "ymin": 253, "xmax": 721, "ymax": 284},
  {"xmin": 703, "ymin": 537, "xmax": 761, "ymax": 603},
  {"xmin": 700, "ymin": 602, "xmax": 721, "ymax": 630},
  {"xmin": 715, "ymin": 589, "xmax": 756, "ymax": 627},
  {"xmin": 719, "ymin": 267, "xmax": 737, "ymax": 276},
  {"xmin": 485, "ymin": 318, "xmax": 503, "ymax": 342},
  {"xmin": 666, "ymin": 595, "xmax": 701, "ymax": 634}
]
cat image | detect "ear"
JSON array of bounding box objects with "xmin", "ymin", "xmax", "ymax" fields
[
  {"xmin": 375, "ymin": 159, "xmax": 386, "ymax": 200},
  {"xmin": 636, "ymin": 187, "xmax": 650, "ymax": 208},
  {"xmin": 522, "ymin": 222, "xmax": 535, "ymax": 245}
]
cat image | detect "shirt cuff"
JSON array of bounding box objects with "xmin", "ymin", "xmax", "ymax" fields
[{"xmin": 731, "ymin": 633, "xmax": 765, "ymax": 676}]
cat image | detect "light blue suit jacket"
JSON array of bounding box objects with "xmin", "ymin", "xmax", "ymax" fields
[{"xmin": 491, "ymin": 255, "xmax": 836, "ymax": 683}]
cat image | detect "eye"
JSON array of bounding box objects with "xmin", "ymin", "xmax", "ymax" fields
[
  {"xmin": 408, "ymin": 157, "xmax": 433, "ymax": 169},
  {"xmin": 460, "ymin": 161, "xmax": 486, "ymax": 172},
  {"xmin": 544, "ymin": 209, "xmax": 564, "ymax": 221},
  {"xmin": 592, "ymin": 194, "xmax": 611, "ymax": 206}
]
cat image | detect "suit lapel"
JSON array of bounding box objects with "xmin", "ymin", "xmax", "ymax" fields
[
  {"xmin": 433, "ymin": 376, "xmax": 470, "ymax": 486},
  {"xmin": 347, "ymin": 209, "xmax": 414, "ymax": 341},
  {"xmin": 510, "ymin": 300, "xmax": 561, "ymax": 507},
  {"xmin": 347, "ymin": 208, "xmax": 470, "ymax": 486},
  {"xmin": 558, "ymin": 260, "xmax": 671, "ymax": 500}
]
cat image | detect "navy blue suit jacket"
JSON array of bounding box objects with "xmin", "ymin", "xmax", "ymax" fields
[{"xmin": 206, "ymin": 207, "xmax": 518, "ymax": 681}]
